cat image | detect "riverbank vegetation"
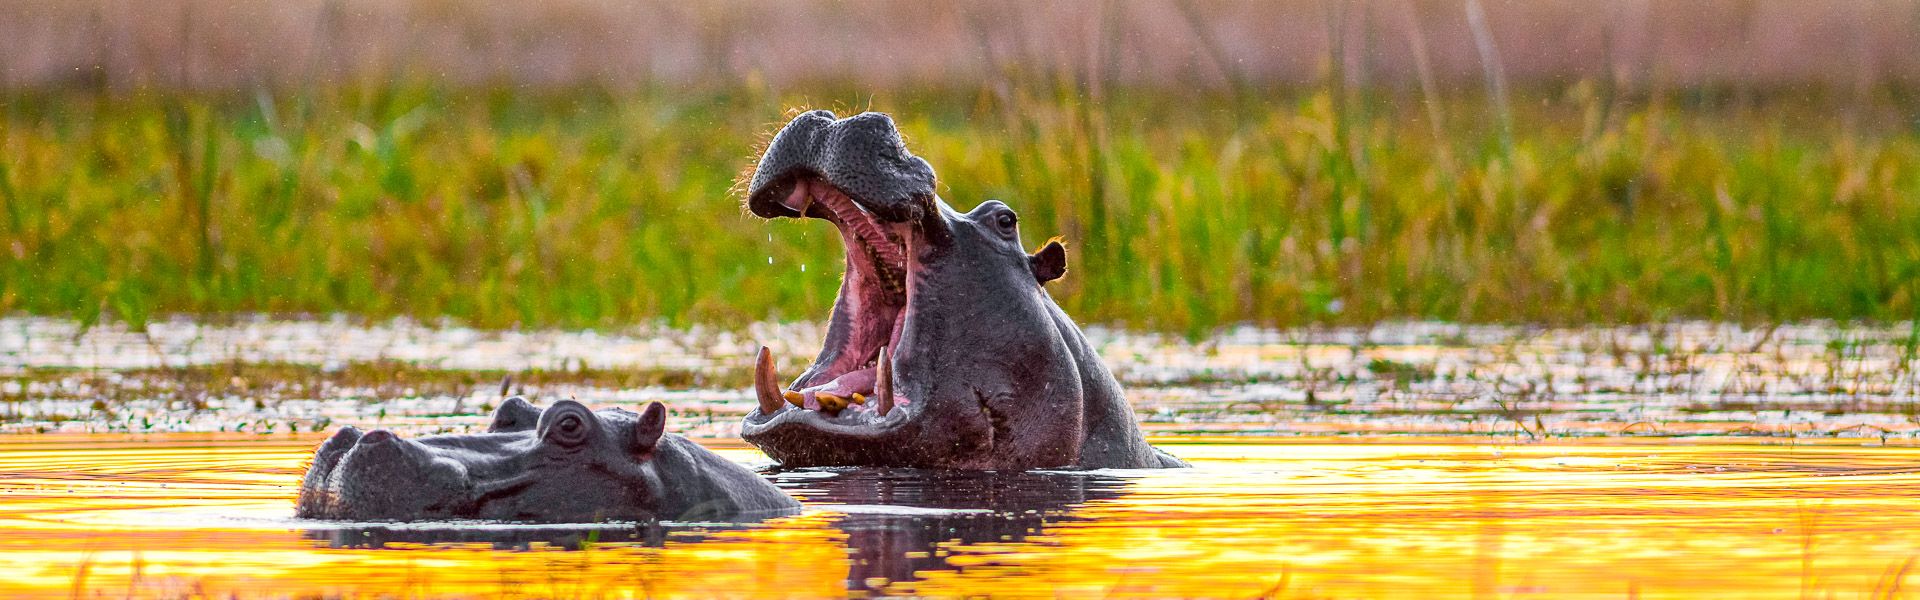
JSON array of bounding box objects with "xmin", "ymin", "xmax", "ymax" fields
[{"xmin": 3, "ymin": 84, "xmax": 1916, "ymax": 333}]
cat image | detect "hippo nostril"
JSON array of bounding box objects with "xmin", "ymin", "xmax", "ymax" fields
[
  {"xmin": 360, "ymin": 430, "xmax": 396, "ymax": 445},
  {"xmin": 319, "ymin": 426, "xmax": 364, "ymax": 453}
]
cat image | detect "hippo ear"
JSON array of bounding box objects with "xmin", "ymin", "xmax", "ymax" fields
[
  {"xmin": 1029, "ymin": 238, "xmax": 1068, "ymax": 284},
  {"xmin": 633, "ymin": 402, "xmax": 667, "ymax": 451},
  {"xmin": 488, "ymin": 397, "xmax": 542, "ymax": 433}
]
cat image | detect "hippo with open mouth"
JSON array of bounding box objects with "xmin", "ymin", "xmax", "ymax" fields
[
  {"xmin": 297, "ymin": 399, "xmax": 800, "ymax": 522},
  {"xmin": 740, "ymin": 110, "xmax": 1188, "ymax": 470}
]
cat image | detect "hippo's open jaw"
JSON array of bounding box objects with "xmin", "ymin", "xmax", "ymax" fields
[
  {"xmin": 740, "ymin": 110, "xmax": 964, "ymax": 459},
  {"xmin": 752, "ymin": 176, "xmax": 916, "ymax": 425}
]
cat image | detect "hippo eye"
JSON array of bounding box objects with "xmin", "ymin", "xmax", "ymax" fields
[
  {"xmin": 549, "ymin": 414, "xmax": 589, "ymax": 447},
  {"xmin": 993, "ymin": 211, "xmax": 1018, "ymax": 238}
]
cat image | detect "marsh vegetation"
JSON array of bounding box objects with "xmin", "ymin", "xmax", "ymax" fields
[
  {"xmin": 3, "ymin": 86, "xmax": 1918, "ymax": 334},
  {"xmin": 5, "ymin": 2, "xmax": 1917, "ymax": 333}
]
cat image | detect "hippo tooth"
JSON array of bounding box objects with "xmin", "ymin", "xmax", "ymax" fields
[
  {"xmin": 849, "ymin": 393, "xmax": 866, "ymax": 405},
  {"xmin": 784, "ymin": 390, "xmax": 804, "ymax": 407},
  {"xmin": 876, "ymin": 346, "xmax": 894, "ymax": 417},
  {"xmin": 754, "ymin": 346, "xmax": 786, "ymax": 414},
  {"xmin": 816, "ymin": 392, "xmax": 846, "ymax": 412}
]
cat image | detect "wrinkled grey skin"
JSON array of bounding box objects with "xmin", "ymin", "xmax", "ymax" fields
[
  {"xmin": 297, "ymin": 399, "xmax": 800, "ymax": 522},
  {"xmin": 740, "ymin": 110, "xmax": 1188, "ymax": 470}
]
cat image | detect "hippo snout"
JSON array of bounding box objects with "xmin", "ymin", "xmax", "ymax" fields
[
  {"xmin": 298, "ymin": 428, "xmax": 472, "ymax": 521},
  {"xmin": 296, "ymin": 426, "xmax": 364, "ymax": 517}
]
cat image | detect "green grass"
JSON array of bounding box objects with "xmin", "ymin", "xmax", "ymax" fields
[{"xmin": 2, "ymin": 84, "xmax": 1917, "ymax": 334}]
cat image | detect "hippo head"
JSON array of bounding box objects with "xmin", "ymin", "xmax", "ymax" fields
[
  {"xmin": 297, "ymin": 399, "xmax": 673, "ymax": 521},
  {"xmin": 740, "ymin": 110, "xmax": 1113, "ymax": 470}
]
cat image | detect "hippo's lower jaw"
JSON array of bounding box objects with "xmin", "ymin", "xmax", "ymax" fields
[{"xmin": 753, "ymin": 344, "xmax": 910, "ymax": 428}]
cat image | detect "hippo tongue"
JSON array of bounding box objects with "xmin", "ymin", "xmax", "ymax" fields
[{"xmin": 798, "ymin": 367, "xmax": 877, "ymax": 401}]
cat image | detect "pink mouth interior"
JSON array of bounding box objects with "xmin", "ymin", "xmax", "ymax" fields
[
  {"xmin": 781, "ymin": 178, "xmax": 912, "ymax": 412},
  {"xmin": 791, "ymin": 308, "xmax": 907, "ymax": 403}
]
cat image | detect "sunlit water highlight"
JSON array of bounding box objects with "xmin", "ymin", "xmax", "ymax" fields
[
  {"xmin": 6, "ymin": 318, "xmax": 1920, "ymax": 596},
  {"xmin": 5, "ymin": 435, "xmax": 1920, "ymax": 598}
]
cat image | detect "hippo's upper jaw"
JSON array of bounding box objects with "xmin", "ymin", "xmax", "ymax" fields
[
  {"xmin": 746, "ymin": 110, "xmax": 937, "ymax": 226},
  {"xmin": 740, "ymin": 110, "xmax": 1187, "ymax": 470}
]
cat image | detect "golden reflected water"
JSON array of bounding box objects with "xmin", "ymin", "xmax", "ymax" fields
[{"xmin": 5, "ymin": 435, "xmax": 1920, "ymax": 598}]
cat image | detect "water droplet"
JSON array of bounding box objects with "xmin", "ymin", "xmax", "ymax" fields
[{"xmin": 801, "ymin": 263, "xmax": 807, "ymax": 273}]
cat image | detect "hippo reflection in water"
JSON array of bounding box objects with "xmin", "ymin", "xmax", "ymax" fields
[
  {"xmin": 306, "ymin": 465, "xmax": 1138, "ymax": 598},
  {"xmin": 742, "ymin": 110, "xmax": 1188, "ymax": 469},
  {"xmin": 296, "ymin": 398, "xmax": 800, "ymax": 522},
  {"xmin": 781, "ymin": 467, "xmax": 1137, "ymax": 592}
]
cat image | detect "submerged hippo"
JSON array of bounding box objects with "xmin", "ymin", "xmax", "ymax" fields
[
  {"xmin": 297, "ymin": 399, "xmax": 800, "ymax": 522},
  {"xmin": 740, "ymin": 110, "xmax": 1188, "ymax": 470}
]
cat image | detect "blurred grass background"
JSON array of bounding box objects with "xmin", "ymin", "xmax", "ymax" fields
[{"xmin": 1, "ymin": 1, "xmax": 1918, "ymax": 334}]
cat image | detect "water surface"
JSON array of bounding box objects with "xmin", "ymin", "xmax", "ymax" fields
[
  {"xmin": 6, "ymin": 318, "xmax": 1920, "ymax": 596},
  {"xmin": 6, "ymin": 318, "xmax": 1918, "ymax": 439},
  {"xmin": 6, "ymin": 435, "xmax": 1920, "ymax": 598}
]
